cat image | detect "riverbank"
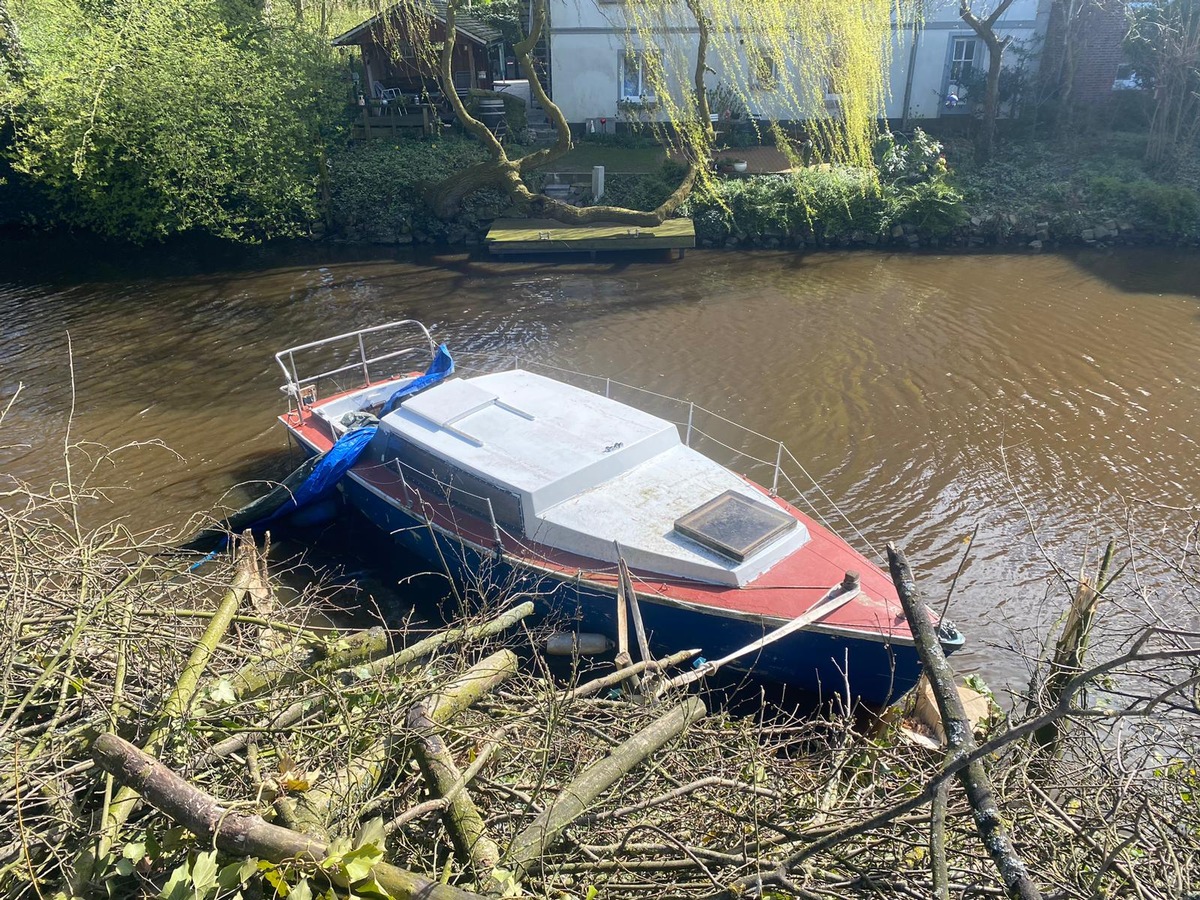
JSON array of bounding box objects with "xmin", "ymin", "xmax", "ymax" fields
[
  {"xmin": 5, "ymin": 444, "xmax": 1200, "ymax": 898},
  {"xmin": 318, "ymin": 130, "xmax": 1200, "ymax": 253}
]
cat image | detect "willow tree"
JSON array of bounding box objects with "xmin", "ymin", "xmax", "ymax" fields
[{"xmin": 394, "ymin": 0, "xmax": 901, "ymax": 225}]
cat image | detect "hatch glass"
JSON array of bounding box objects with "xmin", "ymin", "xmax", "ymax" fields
[{"xmin": 674, "ymin": 490, "xmax": 797, "ymax": 563}]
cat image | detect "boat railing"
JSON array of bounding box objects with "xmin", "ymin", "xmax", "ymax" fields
[
  {"xmin": 453, "ymin": 352, "xmax": 882, "ymax": 562},
  {"xmin": 275, "ymin": 321, "xmax": 438, "ymax": 412}
]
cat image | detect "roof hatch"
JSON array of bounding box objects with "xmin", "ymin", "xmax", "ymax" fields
[{"xmin": 674, "ymin": 490, "xmax": 797, "ymax": 563}]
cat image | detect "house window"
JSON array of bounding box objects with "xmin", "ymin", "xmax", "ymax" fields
[
  {"xmin": 949, "ymin": 37, "xmax": 978, "ymax": 84},
  {"xmin": 620, "ymin": 50, "xmax": 657, "ymax": 102},
  {"xmin": 751, "ymin": 51, "xmax": 777, "ymax": 91}
]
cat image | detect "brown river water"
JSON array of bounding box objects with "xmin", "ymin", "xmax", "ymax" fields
[{"xmin": 2, "ymin": 239, "xmax": 1198, "ymax": 690}]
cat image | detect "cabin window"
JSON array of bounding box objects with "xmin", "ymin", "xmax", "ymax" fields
[
  {"xmin": 674, "ymin": 490, "xmax": 796, "ymax": 563},
  {"xmin": 386, "ymin": 436, "xmax": 524, "ymax": 534}
]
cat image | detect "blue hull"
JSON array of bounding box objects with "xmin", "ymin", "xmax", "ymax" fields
[{"xmin": 341, "ymin": 473, "xmax": 939, "ymax": 707}]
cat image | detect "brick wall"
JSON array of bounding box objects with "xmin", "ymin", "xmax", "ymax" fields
[
  {"xmin": 1039, "ymin": 0, "xmax": 1130, "ymax": 109},
  {"xmin": 1072, "ymin": 0, "xmax": 1129, "ymax": 105}
]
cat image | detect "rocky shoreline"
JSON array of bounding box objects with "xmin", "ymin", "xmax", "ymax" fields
[{"xmin": 337, "ymin": 212, "xmax": 1200, "ymax": 252}]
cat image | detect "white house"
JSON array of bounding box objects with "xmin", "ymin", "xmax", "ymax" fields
[{"xmin": 546, "ymin": 0, "xmax": 1051, "ymax": 128}]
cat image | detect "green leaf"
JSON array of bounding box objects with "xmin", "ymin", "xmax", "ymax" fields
[
  {"xmin": 114, "ymin": 859, "xmax": 135, "ymax": 877},
  {"xmin": 340, "ymin": 844, "xmax": 383, "ymax": 883},
  {"xmin": 290, "ymin": 878, "xmax": 313, "ymax": 900},
  {"xmin": 160, "ymin": 863, "xmax": 192, "ymax": 900},
  {"xmin": 122, "ymin": 842, "xmax": 146, "ymax": 861},
  {"xmin": 218, "ymin": 858, "xmax": 258, "ymax": 890},
  {"xmin": 353, "ymin": 817, "xmax": 385, "ymax": 850},
  {"xmin": 191, "ymin": 850, "xmax": 220, "ymax": 896}
]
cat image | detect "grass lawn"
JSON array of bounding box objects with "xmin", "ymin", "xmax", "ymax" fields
[{"xmin": 534, "ymin": 143, "xmax": 667, "ymax": 174}]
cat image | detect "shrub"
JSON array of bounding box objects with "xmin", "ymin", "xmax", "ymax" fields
[
  {"xmin": 327, "ymin": 137, "xmax": 490, "ymax": 236},
  {"xmin": 687, "ymin": 166, "xmax": 889, "ymax": 241},
  {"xmin": 1086, "ymin": 175, "xmax": 1200, "ymax": 235},
  {"xmin": 587, "ymin": 159, "xmax": 688, "ymax": 211},
  {"xmin": 884, "ymin": 178, "xmax": 968, "ymax": 237}
]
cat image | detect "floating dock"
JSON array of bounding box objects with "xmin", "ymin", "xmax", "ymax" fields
[{"xmin": 486, "ymin": 218, "xmax": 695, "ymax": 258}]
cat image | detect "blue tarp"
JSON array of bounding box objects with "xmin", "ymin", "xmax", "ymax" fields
[
  {"xmin": 254, "ymin": 344, "xmax": 454, "ymax": 528},
  {"xmin": 381, "ymin": 343, "xmax": 454, "ymax": 416},
  {"xmin": 253, "ymin": 423, "xmax": 379, "ymax": 530}
]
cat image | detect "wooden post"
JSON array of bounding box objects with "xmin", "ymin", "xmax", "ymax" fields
[{"xmin": 887, "ymin": 542, "xmax": 1043, "ymax": 900}]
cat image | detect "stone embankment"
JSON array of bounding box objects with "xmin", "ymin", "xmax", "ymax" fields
[{"xmin": 342, "ymin": 212, "xmax": 1197, "ymax": 252}]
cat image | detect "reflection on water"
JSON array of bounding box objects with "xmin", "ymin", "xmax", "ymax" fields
[{"xmin": 2, "ymin": 238, "xmax": 1198, "ymax": 687}]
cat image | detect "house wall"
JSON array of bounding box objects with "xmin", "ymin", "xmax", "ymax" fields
[{"xmin": 547, "ymin": 0, "xmax": 1050, "ymax": 125}]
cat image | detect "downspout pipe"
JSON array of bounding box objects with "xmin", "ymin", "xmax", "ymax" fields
[{"xmin": 901, "ymin": 7, "xmax": 922, "ymax": 130}]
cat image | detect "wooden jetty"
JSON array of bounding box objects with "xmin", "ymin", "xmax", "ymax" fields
[{"xmin": 485, "ymin": 217, "xmax": 695, "ymax": 258}]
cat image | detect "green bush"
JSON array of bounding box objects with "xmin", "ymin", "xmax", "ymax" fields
[
  {"xmin": 687, "ymin": 166, "xmax": 887, "ymax": 241},
  {"xmin": 1086, "ymin": 175, "xmax": 1200, "ymax": 235},
  {"xmin": 576, "ymin": 131, "xmax": 662, "ymax": 150},
  {"xmin": 328, "ymin": 137, "xmax": 491, "ymax": 236},
  {"xmin": 7, "ymin": 0, "xmax": 348, "ymax": 242},
  {"xmin": 586, "ymin": 159, "xmax": 688, "ymax": 211},
  {"xmin": 885, "ymin": 179, "xmax": 968, "ymax": 237}
]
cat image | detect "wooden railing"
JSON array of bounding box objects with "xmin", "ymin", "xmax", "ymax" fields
[{"xmin": 352, "ymin": 100, "xmax": 433, "ymax": 139}]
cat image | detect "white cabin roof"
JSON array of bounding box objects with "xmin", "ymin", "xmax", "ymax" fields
[{"xmin": 380, "ymin": 370, "xmax": 808, "ymax": 585}]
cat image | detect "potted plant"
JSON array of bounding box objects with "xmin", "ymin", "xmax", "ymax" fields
[{"xmin": 732, "ymin": 159, "xmax": 749, "ymax": 173}]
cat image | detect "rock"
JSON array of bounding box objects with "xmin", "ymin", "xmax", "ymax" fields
[
  {"xmin": 1036, "ymin": 221, "xmax": 1049, "ymax": 231},
  {"xmin": 1029, "ymin": 239, "xmax": 1043, "ymax": 250},
  {"xmin": 396, "ymin": 233, "xmax": 414, "ymax": 244},
  {"xmin": 1081, "ymin": 228, "xmax": 1096, "ymax": 241},
  {"xmin": 904, "ymin": 675, "xmax": 993, "ymax": 747},
  {"xmin": 891, "ymin": 224, "xmax": 905, "ymax": 239},
  {"xmin": 366, "ymin": 227, "xmax": 399, "ymax": 244},
  {"xmin": 1093, "ymin": 226, "xmax": 1110, "ymax": 239},
  {"xmin": 970, "ymin": 215, "xmax": 982, "ymax": 227},
  {"xmin": 865, "ymin": 233, "xmax": 879, "ymax": 245}
]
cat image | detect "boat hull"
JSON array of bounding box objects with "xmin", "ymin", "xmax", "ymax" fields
[{"xmin": 339, "ymin": 469, "xmax": 941, "ymax": 707}]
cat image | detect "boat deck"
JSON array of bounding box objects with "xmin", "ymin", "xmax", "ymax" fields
[{"xmin": 285, "ymin": 409, "xmax": 912, "ymax": 644}]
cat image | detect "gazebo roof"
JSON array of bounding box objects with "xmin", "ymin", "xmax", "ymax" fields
[{"xmin": 332, "ymin": 0, "xmax": 504, "ymax": 48}]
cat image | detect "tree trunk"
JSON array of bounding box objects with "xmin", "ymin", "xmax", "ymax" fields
[
  {"xmin": 425, "ymin": 0, "xmax": 699, "ymax": 226},
  {"xmin": 960, "ymin": 0, "xmax": 1016, "ymax": 162}
]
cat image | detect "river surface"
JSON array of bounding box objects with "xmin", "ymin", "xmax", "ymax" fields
[{"xmin": 2, "ymin": 239, "xmax": 1198, "ymax": 691}]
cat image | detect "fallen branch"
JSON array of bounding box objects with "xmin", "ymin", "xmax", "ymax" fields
[
  {"xmin": 407, "ymin": 650, "xmax": 517, "ymax": 890},
  {"xmin": 504, "ymin": 696, "xmax": 708, "ymax": 879},
  {"xmin": 87, "ymin": 532, "xmax": 261, "ymax": 881},
  {"xmin": 887, "ymin": 542, "xmax": 1042, "ymax": 900},
  {"xmin": 91, "ymin": 734, "xmax": 484, "ymax": 900}
]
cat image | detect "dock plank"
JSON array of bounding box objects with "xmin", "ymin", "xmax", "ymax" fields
[{"xmin": 486, "ymin": 218, "xmax": 695, "ymax": 255}]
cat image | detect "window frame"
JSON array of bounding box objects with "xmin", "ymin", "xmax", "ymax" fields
[
  {"xmin": 619, "ymin": 49, "xmax": 658, "ymax": 104},
  {"xmin": 949, "ymin": 36, "xmax": 978, "ymax": 85}
]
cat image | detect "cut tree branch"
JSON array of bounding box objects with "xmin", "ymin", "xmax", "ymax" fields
[
  {"xmin": 887, "ymin": 541, "xmax": 1042, "ymax": 900},
  {"xmin": 91, "ymin": 734, "xmax": 484, "ymax": 900}
]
